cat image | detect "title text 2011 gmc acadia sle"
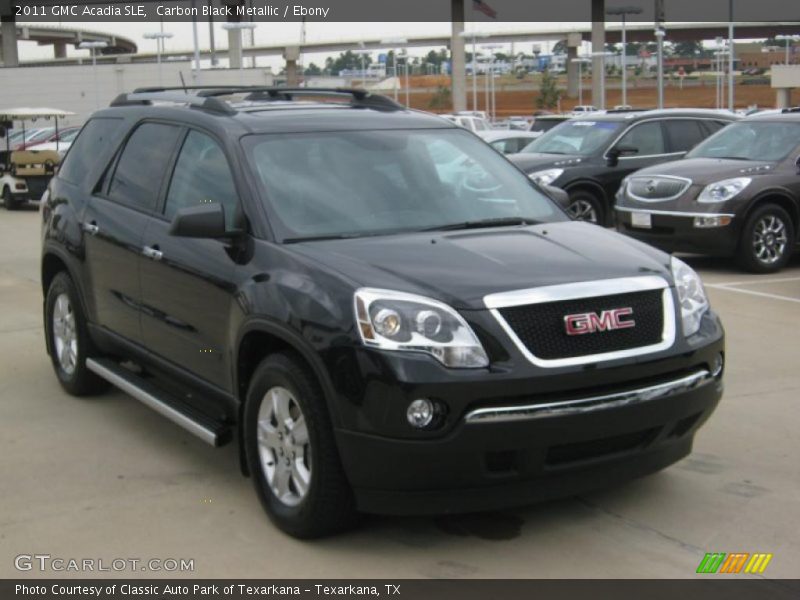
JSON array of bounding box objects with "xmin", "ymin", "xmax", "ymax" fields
[{"xmin": 41, "ymin": 88, "xmax": 724, "ymax": 538}]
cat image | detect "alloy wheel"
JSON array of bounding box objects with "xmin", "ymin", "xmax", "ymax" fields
[
  {"xmin": 52, "ymin": 293, "xmax": 78, "ymax": 375},
  {"xmin": 752, "ymin": 214, "xmax": 788, "ymax": 265},
  {"xmin": 257, "ymin": 386, "xmax": 312, "ymax": 507},
  {"xmin": 567, "ymin": 199, "xmax": 599, "ymax": 223}
]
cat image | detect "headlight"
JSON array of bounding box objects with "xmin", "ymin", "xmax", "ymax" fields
[
  {"xmin": 697, "ymin": 177, "xmax": 751, "ymax": 203},
  {"xmin": 354, "ymin": 288, "xmax": 489, "ymax": 368},
  {"xmin": 528, "ymin": 168, "xmax": 564, "ymax": 186},
  {"xmin": 671, "ymin": 257, "xmax": 709, "ymax": 337}
]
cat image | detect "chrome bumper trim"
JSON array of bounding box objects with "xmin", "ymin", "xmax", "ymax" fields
[
  {"xmin": 615, "ymin": 207, "xmax": 735, "ymax": 219},
  {"xmin": 464, "ymin": 369, "xmax": 712, "ymax": 424}
]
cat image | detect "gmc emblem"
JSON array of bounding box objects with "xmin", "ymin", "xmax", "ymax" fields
[{"xmin": 564, "ymin": 308, "xmax": 635, "ymax": 336}]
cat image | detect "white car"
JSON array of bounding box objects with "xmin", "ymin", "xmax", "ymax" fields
[
  {"xmin": 477, "ymin": 130, "xmax": 542, "ymax": 154},
  {"xmin": 440, "ymin": 114, "xmax": 494, "ymax": 133},
  {"xmin": 571, "ymin": 105, "xmax": 599, "ymax": 115}
]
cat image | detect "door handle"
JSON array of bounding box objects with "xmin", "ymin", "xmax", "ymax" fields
[
  {"xmin": 142, "ymin": 245, "xmax": 163, "ymax": 261},
  {"xmin": 82, "ymin": 222, "xmax": 99, "ymax": 236}
]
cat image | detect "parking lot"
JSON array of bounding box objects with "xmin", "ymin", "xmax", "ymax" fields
[{"xmin": 1, "ymin": 205, "xmax": 798, "ymax": 579}]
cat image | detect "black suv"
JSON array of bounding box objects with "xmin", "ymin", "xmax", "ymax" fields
[
  {"xmin": 615, "ymin": 109, "xmax": 800, "ymax": 273},
  {"xmin": 510, "ymin": 109, "xmax": 738, "ymax": 225},
  {"xmin": 41, "ymin": 87, "xmax": 724, "ymax": 538}
]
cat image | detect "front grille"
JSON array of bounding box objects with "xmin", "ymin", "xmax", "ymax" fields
[
  {"xmin": 628, "ymin": 176, "xmax": 690, "ymax": 201},
  {"xmin": 498, "ymin": 290, "xmax": 664, "ymax": 360}
]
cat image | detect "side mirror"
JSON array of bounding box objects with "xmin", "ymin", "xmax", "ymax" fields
[
  {"xmin": 169, "ymin": 203, "xmax": 227, "ymax": 239},
  {"xmin": 606, "ymin": 145, "xmax": 639, "ymax": 167}
]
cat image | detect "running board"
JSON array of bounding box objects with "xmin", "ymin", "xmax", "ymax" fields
[{"xmin": 86, "ymin": 358, "xmax": 230, "ymax": 447}]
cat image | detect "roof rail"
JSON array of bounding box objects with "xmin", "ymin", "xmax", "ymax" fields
[
  {"xmin": 110, "ymin": 91, "xmax": 235, "ymax": 115},
  {"xmin": 115, "ymin": 86, "xmax": 404, "ymax": 113}
]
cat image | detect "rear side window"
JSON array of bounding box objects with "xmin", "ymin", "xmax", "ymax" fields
[
  {"xmin": 164, "ymin": 130, "xmax": 239, "ymax": 229},
  {"xmin": 617, "ymin": 121, "xmax": 666, "ymax": 155},
  {"xmin": 108, "ymin": 122, "xmax": 181, "ymax": 212},
  {"xmin": 665, "ymin": 120, "xmax": 706, "ymax": 153},
  {"xmin": 58, "ymin": 118, "xmax": 123, "ymax": 186},
  {"xmin": 704, "ymin": 120, "xmax": 729, "ymax": 135}
]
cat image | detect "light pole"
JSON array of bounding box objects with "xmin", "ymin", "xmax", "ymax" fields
[
  {"xmin": 380, "ymin": 37, "xmax": 407, "ymax": 102},
  {"xmin": 78, "ymin": 41, "xmax": 108, "ymax": 108},
  {"xmin": 655, "ymin": 27, "xmax": 666, "ymax": 109},
  {"xmin": 776, "ymin": 35, "xmax": 800, "ymax": 65},
  {"xmin": 570, "ymin": 57, "xmax": 591, "ymax": 106},
  {"xmin": 606, "ymin": 6, "xmax": 642, "ymax": 108},
  {"xmin": 459, "ymin": 30, "xmax": 488, "ymax": 112},
  {"xmin": 482, "ymin": 43, "xmax": 503, "ymax": 122},
  {"xmin": 714, "ymin": 49, "xmax": 730, "ymax": 110},
  {"xmin": 222, "ymin": 22, "xmax": 257, "ymax": 85},
  {"xmin": 143, "ymin": 31, "xmax": 174, "ymax": 86}
]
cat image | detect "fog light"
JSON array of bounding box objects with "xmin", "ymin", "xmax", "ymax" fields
[
  {"xmin": 694, "ymin": 216, "xmax": 732, "ymax": 228},
  {"xmin": 711, "ymin": 353, "xmax": 724, "ymax": 378},
  {"xmin": 407, "ymin": 398, "xmax": 434, "ymax": 429}
]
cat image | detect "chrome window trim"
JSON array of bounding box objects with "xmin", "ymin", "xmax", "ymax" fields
[
  {"xmin": 484, "ymin": 276, "xmax": 676, "ymax": 368},
  {"xmin": 464, "ymin": 368, "xmax": 712, "ymax": 424},
  {"xmin": 615, "ymin": 206, "xmax": 735, "ymax": 218},
  {"xmin": 625, "ymin": 175, "xmax": 693, "ymax": 203},
  {"xmin": 602, "ymin": 116, "xmax": 729, "ymax": 161}
]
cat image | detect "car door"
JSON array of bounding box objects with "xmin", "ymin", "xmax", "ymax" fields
[
  {"xmin": 138, "ymin": 128, "xmax": 243, "ymax": 391},
  {"xmin": 598, "ymin": 120, "xmax": 670, "ymax": 198},
  {"xmin": 82, "ymin": 121, "xmax": 182, "ymax": 345}
]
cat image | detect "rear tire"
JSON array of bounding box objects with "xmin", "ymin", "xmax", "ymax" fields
[
  {"xmin": 244, "ymin": 353, "xmax": 357, "ymax": 538},
  {"xmin": 736, "ymin": 204, "xmax": 794, "ymax": 273},
  {"xmin": 44, "ymin": 271, "xmax": 108, "ymax": 395},
  {"xmin": 566, "ymin": 190, "xmax": 604, "ymax": 225},
  {"xmin": 3, "ymin": 186, "xmax": 19, "ymax": 211}
]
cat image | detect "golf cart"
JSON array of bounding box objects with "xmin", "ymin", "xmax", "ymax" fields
[{"xmin": 0, "ymin": 108, "xmax": 75, "ymax": 210}]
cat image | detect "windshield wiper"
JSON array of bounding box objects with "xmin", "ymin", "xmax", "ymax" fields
[
  {"xmin": 283, "ymin": 233, "xmax": 365, "ymax": 243},
  {"xmin": 422, "ymin": 216, "xmax": 541, "ymax": 232}
]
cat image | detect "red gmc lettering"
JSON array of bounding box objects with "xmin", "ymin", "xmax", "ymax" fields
[{"xmin": 564, "ymin": 308, "xmax": 635, "ymax": 335}]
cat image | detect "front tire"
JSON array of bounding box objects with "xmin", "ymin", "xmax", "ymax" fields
[
  {"xmin": 3, "ymin": 186, "xmax": 19, "ymax": 211},
  {"xmin": 737, "ymin": 204, "xmax": 794, "ymax": 273},
  {"xmin": 244, "ymin": 353, "xmax": 357, "ymax": 538},
  {"xmin": 44, "ymin": 272, "xmax": 108, "ymax": 395},
  {"xmin": 566, "ymin": 190, "xmax": 604, "ymax": 225}
]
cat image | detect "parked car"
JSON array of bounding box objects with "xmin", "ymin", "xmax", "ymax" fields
[
  {"xmin": 440, "ymin": 113, "xmax": 493, "ymax": 133},
  {"xmin": 478, "ymin": 130, "xmax": 542, "ymax": 154},
  {"xmin": 41, "ymin": 87, "xmax": 724, "ymax": 538},
  {"xmin": 528, "ymin": 114, "xmax": 572, "ymax": 137},
  {"xmin": 571, "ymin": 105, "xmax": 599, "ymax": 115},
  {"xmin": 27, "ymin": 126, "xmax": 83, "ymax": 158},
  {"xmin": 615, "ymin": 108, "xmax": 800, "ymax": 273},
  {"xmin": 506, "ymin": 116, "xmax": 532, "ymax": 130},
  {"xmin": 510, "ymin": 109, "xmax": 738, "ymax": 225}
]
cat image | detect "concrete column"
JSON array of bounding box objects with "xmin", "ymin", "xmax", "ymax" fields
[
  {"xmin": 228, "ymin": 28, "xmax": 242, "ymax": 69},
  {"xmin": 450, "ymin": 0, "xmax": 466, "ymax": 112},
  {"xmin": 284, "ymin": 46, "xmax": 300, "ymax": 86},
  {"xmin": 54, "ymin": 42, "xmax": 67, "ymax": 59},
  {"xmin": 1, "ymin": 15, "xmax": 19, "ymax": 67},
  {"xmin": 776, "ymin": 88, "xmax": 792, "ymax": 109},
  {"xmin": 591, "ymin": 0, "xmax": 605, "ymax": 109},
  {"xmin": 565, "ymin": 34, "xmax": 581, "ymax": 99}
]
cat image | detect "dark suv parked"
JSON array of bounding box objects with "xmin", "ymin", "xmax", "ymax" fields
[
  {"xmin": 615, "ymin": 109, "xmax": 800, "ymax": 273},
  {"xmin": 510, "ymin": 109, "xmax": 738, "ymax": 225},
  {"xmin": 41, "ymin": 87, "xmax": 724, "ymax": 538}
]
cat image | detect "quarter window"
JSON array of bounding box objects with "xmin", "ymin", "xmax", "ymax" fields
[
  {"xmin": 616, "ymin": 121, "xmax": 666, "ymax": 156},
  {"xmin": 108, "ymin": 123, "xmax": 181, "ymax": 211},
  {"xmin": 164, "ymin": 130, "xmax": 239, "ymax": 229}
]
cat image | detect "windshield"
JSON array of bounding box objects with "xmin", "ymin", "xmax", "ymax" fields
[
  {"xmin": 58, "ymin": 128, "xmax": 81, "ymax": 143},
  {"xmin": 688, "ymin": 121, "xmax": 800, "ymax": 162},
  {"xmin": 521, "ymin": 120, "xmax": 623, "ymax": 155},
  {"xmin": 530, "ymin": 119, "xmax": 565, "ymax": 134},
  {"xmin": 243, "ymin": 128, "xmax": 565, "ymax": 241}
]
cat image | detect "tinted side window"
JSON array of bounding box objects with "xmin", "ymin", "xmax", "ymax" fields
[
  {"xmin": 164, "ymin": 130, "xmax": 239, "ymax": 229},
  {"xmin": 58, "ymin": 118, "xmax": 123, "ymax": 186},
  {"xmin": 665, "ymin": 119, "xmax": 706, "ymax": 153},
  {"xmin": 108, "ymin": 123, "xmax": 181, "ymax": 211},
  {"xmin": 617, "ymin": 121, "xmax": 666, "ymax": 156},
  {"xmin": 704, "ymin": 120, "xmax": 729, "ymax": 135}
]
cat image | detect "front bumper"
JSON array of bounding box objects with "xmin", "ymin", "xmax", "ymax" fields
[
  {"xmin": 335, "ymin": 330, "xmax": 724, "ymax": 515},
  {"xmin": 615, "ymin": 207, "xmax": 739, "ymax": 255}
]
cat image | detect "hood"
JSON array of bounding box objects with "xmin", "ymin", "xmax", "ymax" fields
[
  {"xmin": 509, "ymin": 152, "xmax": 585, "ymax": 173},
  {"xmin": 631, "ymin": 157, "xmax": 777, "ymax": 186},
  {"xmin": 289, "ymin": 222, "xmax": 671, "ymax": 310}
]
